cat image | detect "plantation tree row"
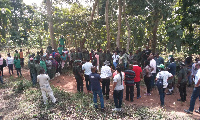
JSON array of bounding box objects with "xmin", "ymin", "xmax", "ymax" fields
[{"xmin": 0, "ymin": 0, "xmax": 199, "ymax": 54}]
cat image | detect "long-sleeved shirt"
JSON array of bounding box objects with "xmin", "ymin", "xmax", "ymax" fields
[{"xmin": 100, "ymin": 65, "xmax": 112, "ymax": 78}]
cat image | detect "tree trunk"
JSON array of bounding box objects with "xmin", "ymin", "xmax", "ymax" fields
[
  {"xmin": 123, "ymin": 0, "xmax": 131, "ymax": 53},
  {"xmin": 106, "ymin": 0, "xmax": 110, "ymax": 50},
  {"xmin": 116, "ymin": 0, "xmax": 122, "ymax": 49},
  {"xmin": 80, "ymin": 0, "xmax": 98, "ymax": 50},
  {"xmin": 46, "ymin": 0, "xmax": 56, "ymax": 50},
  {"xmin": 152, "ymin": 20, "xmax": 158, "ymax": 54}
]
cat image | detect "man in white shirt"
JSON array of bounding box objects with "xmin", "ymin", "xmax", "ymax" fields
[
  {"xmin": 37, "ymin": 69, "xmax": 56, "ymax": 104},
  {"xmin": 184, "ymin": 63, "xmax": 200, "ymax": 114},
  {"xmin": 82, "ymin": 59, "xmax": 93, "ymax": 92},
  {"xmin": 149, "ymin": 55, "xmax": 156, "ymax": 89},
  {"xmin": 112, "ymin": 51, "xmax": 120, "ymax": 70},
  {"xmin": 100, "ymin": 60, "xmax": 112, "ymax": 99},
  {"xmin": 6, "ymin": 53, "xmax": 14, "ymax": 75}
]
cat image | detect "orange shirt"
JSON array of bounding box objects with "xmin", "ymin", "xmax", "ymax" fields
[{"xmin": 19, "ymin": 52, "xmax": 23, "ymax": 58}]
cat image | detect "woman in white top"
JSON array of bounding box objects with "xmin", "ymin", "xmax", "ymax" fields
[{"xmin": 112, "ymin": 67, "xmax": 125, "ymax": 111}]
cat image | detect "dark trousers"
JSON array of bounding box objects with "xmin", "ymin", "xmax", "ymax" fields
[
  {"xmin": 0, "ymin": 65, "xmax": 3, "ymax": 76},
  {"xmin": 8, "ymin": 64, "xmax": 13, "ymax": 75},
  {"xmin": 85, "ymin": 75, "xmax": 91, "ymax": 91},
  {"xmin": 189, "ymin": 87, "xmax": 200, "ymax": 111},
  {"xmin": 20, "ymin": 58, "xmax": 24, "ymax": 67},
  {"xmin": 179, "ymin": 83, "xmax": 187, "ymax": 101},
  {"xmin": 76, "ymin": 78, "xmax": 83, "ymax": 92},
  {"xmin": 158, "ymin": 87, "xmax": 166, "ymax": 106},
  {"xmin": 151, "ymin": 73, "xmax": 156, "ymax": 88},
  {"xmin": 102, "ymin": 78, "xmax": 110, "ymax": 99},
  {"xmin": 144, "ymin": 76, "xmax": 151, "ymax": 94},
  {"xmin": 113, "ymin": 90, "xmax": 123, "ymax": 108},
  {"xmin": 16, "ymin": 68, "xmax": 22, "ymax": 76},
  {"xmin": 134, "ymin": 81, "xmax": 140, "ymax": 97},
  {"xmin": 126, "ymin": 85, "xmax": 134, "ymax": 101}
]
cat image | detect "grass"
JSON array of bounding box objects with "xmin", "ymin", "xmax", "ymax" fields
[{"xmin": 0, "ymin": 77, "xmax": 195, "ymax": 120}]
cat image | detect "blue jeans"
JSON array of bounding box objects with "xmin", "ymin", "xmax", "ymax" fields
[
  {"xmin": 31, "ymin": 73, "xmax": 37, "ymax": 85},
  {"xmin": 189, "ymin": 87, "xmax": 200, "ymax": 111},
  {"xmin": 113, "ymin": 62, "xmax": 118, "ymax": 69},
  {"xmin": 93, "ymin": 89, "xmax": 104, "ymax": 109},
  {"xmin": 158, "ymin": 87, "xmax": 166, "ymax": 106},
  {"xmin": 113, "ymin": 90, "xmax": 123, "ymax": 108},
  {"xmin": 0, "ymin": 76, "xmax": 3, "ymax": 84},
  {"xmin": 124, "ymin": 62, "xmax": 127, "ymax": 69}
]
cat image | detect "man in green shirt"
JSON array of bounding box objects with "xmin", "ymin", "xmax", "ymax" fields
[
  {"xmin": 14, "ymin": 50, "xmax": 20, "ymax": 59},
  {"xmin": 59, "ymin": 36, "xmax": 66, "ymax": 48},
  {"xmin": 28, "ymin": 57, "xmax": 37, "ymax": 85},
  {"xmin": 14, "ymin": 57, "xmax": 22, "ymax": 77},
  {"xmin": 57, "ymin": 44, "xmax": 64, "ymax": 55}
]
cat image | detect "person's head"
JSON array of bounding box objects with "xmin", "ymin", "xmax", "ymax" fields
[
  {"xmin": 87, "ymin": 59, "xmax": 90, "ymax": 62},
  {"xmin": 7, "ymin": 53, "xmax": 10, "ymax": 57},
  {"xmin": 20, "ymin": 49, "xmax": 22, "ymax": 52},
  {"xmin": 15, "ymin": 50, "xmax": 18, "ymax": 53},
  {"xmin": 39, "ymin": 68, "xmax": 45, "ymax": 74},
  {"xmin": 148, "ymin": 55, "xmax": 153, "ymax": 60},
  {"xmin": 157, "ymin": 64, "xmax": 165, "ymax": 71},
  {"xmin": 144, "ymin": 60, "xmax": 150, "ymax": 66},
  {"xmin": 195, "ymin": 63, "xmax": 200, "ymax": 69},
  {"xmin": 37, "ymin": 51, "xmax": 40, "ymax": 55},
  {"xmin": 135, "ymin": 50, "xmax": 139, "ymax": 54},
  {"xmin": 156, "ymin": 53, "xmax": 160, "ymax": 58},
  {"xmin": 170, "ymin": 57, "xmax": 175, "ymax": 62},
  {"xmin": 91, "ymin": 66, "xmax": 96, "ymax": 73},
  {"xmin": 133, "ymin": 61, "xmax": 138, "ymax": 65},
  {"xmin": 128, "ymin": 64, "xmax": 133, "ymax": 70},
  {"xmin": 116, "ymin": 66, "xmax": 122, "ymax": 74},
  {"xmin": 104, "ymin": 60, "xmax": 110, "ymax": 66}
]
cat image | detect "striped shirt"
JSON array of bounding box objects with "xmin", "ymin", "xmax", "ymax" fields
[{"xmin": 124, "ymin": 70, "xmax": 135, "ymax": 86}]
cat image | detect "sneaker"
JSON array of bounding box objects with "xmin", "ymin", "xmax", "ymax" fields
[
  {"xmin": 195, "ymin": 110, "xmax": 200, "ymax": 114},
  {"xmin": 166, "ymin": 92, "xmax": 172, "ymax": 95},
  {"xmin": 184, "ymin": 109, "xmax": 193, "ymax": 114},
  {"xmin": 137, "ymin": 96, "xmax": 141, "ymax": 99}
]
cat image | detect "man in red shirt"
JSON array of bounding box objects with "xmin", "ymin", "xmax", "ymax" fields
[{"xmin": 132, "ymin": 61, "xmax": 143, "ymax": 99}]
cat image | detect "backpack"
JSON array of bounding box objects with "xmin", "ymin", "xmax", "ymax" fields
[{"xmin": 156, "ymin": 73, "xmax": 163, "ymax": 89}]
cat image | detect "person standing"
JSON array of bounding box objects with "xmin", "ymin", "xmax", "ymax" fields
[
  {"xmin": 73, "ymin": 60, "xmax": 84, "ymax": 92},
  {"xmin": 57, "ymin": 44, "xmax": 64, "ymax": 55},
  {"xmin": 112, "ymin": 51, "xmax": 120, "ymax": 70},
  {"xmin": 155, "ymin": 64, "xmax": 173, "ymax": 107},
  {"xmin": 0, "ymin": 54, "xmax": 4, "ymax": 76},
  {"xmin": 19, "ymin": 49, "xmax": 24, "ymax": 67},
  {"xmin": 184, "ymin": 63, "xmax": 200, "ymax": 114},
  {"xmin": 37, "ymin": 69, "xmax": 57, "ymax": 104},
  {"xmin": 6, "ymin": 53, "xmax": 14, "ymax": 76},
  {"xmin": 28, "ymin": 57, "xmax": 37, "ymax": 85},
  {"xmin": 112, "ymin": 67, "xmax": 125, "ymax": 112},
  {"xmin": 177, "ymin": 62, "xmax": 190, "ymax": 102},
  {"xmin": 95, "ymin": 53, "xmax": 99, "ymax": 71},
  {"xmin": 149, "ymin": 55, "xmax": 156, "ymax": 90},
  {"xmin": 59, "ymin": 36, "xmax": 66, "ymax": 48},
  {"xmin": 100, "ymin": 60, "xmax": 112, "ymax": 100},
  {"xmin": 124, "ymin": 64, "xmax": 135, "ymax": 102},
  {"xmin": 132, "ymin": 61, "xmax": 143, "ymax": 99},
  {"xmin": 82, "ymin": 59, "xmax": 93, "ymax": 92},
  {"xmin": 14, "ymin": 50, "xmax": 20, "ymax": 59},
  {"xmin": 14, "ymin": 57, "xmax": 22, "ymax": 77},
  {"xmin": 143, "ymin": 60, "xmax": 153, "ymax": 96},
  {"xmin": 0, "ymin": 69, "xmax": 4, "ymax": 84},
  {"xmin": 89, "ymin": 67, "xmax": 104, "ymax": 111}
]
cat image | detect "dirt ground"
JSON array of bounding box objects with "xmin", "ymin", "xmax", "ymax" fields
[{"xmin": 1, "ymin": 67, "xmax": 200, "ymax": 119}]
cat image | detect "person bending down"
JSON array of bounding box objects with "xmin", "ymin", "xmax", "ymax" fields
[{"xmin": 37, "ymin": 69, "xmax": 56, "ymax": 104}]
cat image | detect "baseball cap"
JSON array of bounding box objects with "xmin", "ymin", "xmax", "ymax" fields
[{"xmin": 157, "ymin": 64, "xmax": 165, "ymax": 69}]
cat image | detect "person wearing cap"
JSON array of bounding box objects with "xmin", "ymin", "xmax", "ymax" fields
[
  {"xmin": 6, "ymin": 53, "xmax": 14, "ymax": 75},
  {"xmin": 184, "ymin": 63, "xmax": 200, "ymax": 114},
  {"xmin": 37, "ymin": 68, "xmax": 57, "ymax": 104},
  {"xmin": 177, "ymin": 62, "xmax": 190, "ymax": 102},
  {"xmin": 100, "ymin": 60, "xmax": 112, "ymax": 99},
  {"xmin": 73, "ymin": 60, "xmax": 84, "ymax": 92},
  {"xmin": 155, "ymin": 64, "xmax": 173, "ymax": 107},
  {"xmin": 82, "ymin": 59, "xmax": 93, "ymax": 92},
  {"xmin": 28, "ymin": 57, "xmax": 37, "ymax": 85}
]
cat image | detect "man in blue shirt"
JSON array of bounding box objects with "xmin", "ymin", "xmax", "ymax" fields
[
  {"xmin": 89, "ymin": 67, "xmax": 104, "ymax": 111},
  {"xmin": 166, "ymin": 57, "xmax": 176, "ymax": 95}
]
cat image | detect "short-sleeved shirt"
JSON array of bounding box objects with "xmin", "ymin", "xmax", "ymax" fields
[
  {"xmin": 89, "ymin": 73, "xmax": 101, "ymax": 91},
  {"xmin": 132, "ymin": 65, "xmax": 142, "ymax": 82},
  {"xmin": 100, "ymin": 65, "xmax": 112, "ymax": 78},
  {"xmin": 57, "ymin": 47, "xmax": 63, "ymax": 55},
  {"xmin": 156, "ymin": 71, "xmax": 173, "ymax": 88},
  {"xmin": 124, "ymin": 70, "xmax": 135, "ymax": 86},
  {"xmin": 150, "ymin": 59, "xmax": 156, "ymax": 73},
  {"xmin": 113, "ymin": 72, "xmax": 125, "ymax": 90},
  {"xmin": 112, "ymin": 54, "xmax": 120, "ymax": 63},
  {"xmin": 82, "ymin": 62, "xmax": 93, "ymax": 75},
  {"xmin": 178, "ymin": 68, "xmax": 189, "ymax": 83},
  {"xmin": 168, "ymin": 62, "xmax": 176, "ymax": 75},
  {"xmin": 195, "ymin": 69, "xmax": 200, "ymax": 86},
  {"xmin": 14, "ymin": 59, "xmax": 21, "ymax": 68},
  {"xmin": 61, "ymin": 55, "xmax": 67, "ymax": 61},
  {"xmin": 59, "ymin": 38, "xmax": 65, "ymax": 45}
]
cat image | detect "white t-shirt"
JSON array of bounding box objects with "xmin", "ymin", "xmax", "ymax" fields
[
  {"xmin": 100, "ymin": 65, "xmax": 112, "ymax": 78},
  {"xmin": 195, "ymin": 69, "xmax": 200, "ymax": 86},
  {"xmin": 156, "ymin": 71, "xmax": 173, "ymax": 88},
  {"xmin": 150, "ymin": 59, "xmax": 156, "ymax": 73},
  {"xmin": 82, "ymin": 62, "xmax": 93, "ymax": 75},
  {"xmin": 6, "ymin": 57, "xmax": 14, "ymax": 65},
  {"xmin": 112, "ymin": 54, "xmax": 120, "ymax": 63},
  {"xmin": 37, "ymin": 74, "xmax": 51, "ymax": 87},
  {"xmin": 113, "ymin": 72, "xmax": 125, "ymax": 90}
]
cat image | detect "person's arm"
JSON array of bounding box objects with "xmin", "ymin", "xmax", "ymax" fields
[
  {"xmin": 195, "ymin": 78, "xmax": 200, "ymax": 87},
  {"xmin": 167, "ymin": 75, "xmax": 173, "ymax": 81},
  {"xmin": 113, "ymin": 82, "xmax": 117, "ymax": 92}
]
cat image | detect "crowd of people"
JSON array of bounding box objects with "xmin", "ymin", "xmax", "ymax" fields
[{"xmin": 0, "ymin": 38, "xmax": 200, "ymax": 114}]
